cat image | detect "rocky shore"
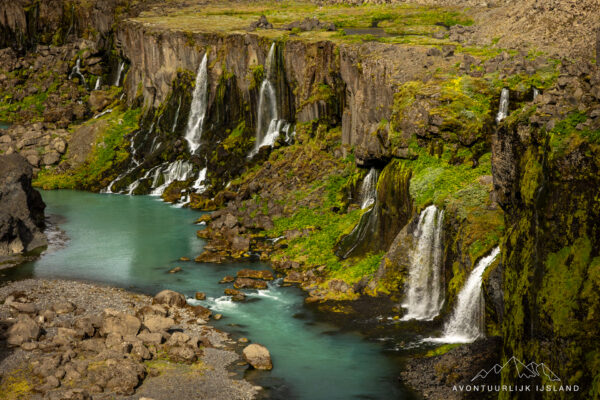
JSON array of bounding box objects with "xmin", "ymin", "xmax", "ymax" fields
[{"xmin": 0, "ymin": 279, "xmax": 261, "ymax": 400}]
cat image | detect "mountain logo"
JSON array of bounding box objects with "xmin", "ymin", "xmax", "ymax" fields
[{"xmin": 471, "ymin": 356, "xmax": 561, "ymax": 382}]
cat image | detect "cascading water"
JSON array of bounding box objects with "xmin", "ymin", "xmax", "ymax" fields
[
  {"xmin": 359, "ymin": 168, "xmax": 378, "ymax": 209},
  {"xmin": 192, "ymin": 167, "xmax": 208, "ymax": 193},
  {"xmin": 428, "ymin": 247, "xmax": 500, "ymax": 343},
  {"xmin": 94, "ymin": 77, "xmax": 101, "ymax": 90},
  {"xmin": 533, "ymin": 88, "xmax": 540, "ymax": 100},
  {"xmin": 249, "ymin": 43, "xmax": 290, "ymax": 157},
  {"xmin": 496, "ymin": 88, "xmax": 509, "ymax": 122},
  {"xmin": 68, "ymin": 59, "xmax": 87, "ymax": 88},
  {"xmin": 151, "ymin": 160, "xmax": 195, "ymax": 196},
  {"xmin": 401, "ymin": 205, "xmax": 445, "ymax": 321},
  {"xmin": 172, "ymin": 95, "xmax": 182, "ymax": 133},
  {"xmin": 114, "ymin": 61, "xmax": 125, "ymax": 87},
  {"xmin": 184, "ymin": 54, "xmax": 209, "ymax": 154}
]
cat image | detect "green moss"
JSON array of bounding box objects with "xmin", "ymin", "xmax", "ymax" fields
[
  {"xmin": 520, "ymin": 148, "xmax": 543, "ymax": 205},
  {"xmin": 35, "ymin": 107, "xmax": 141, "ymax": 191},
  {"xmin": 0, "ymin": 368, "xmax": 36, "ymax": 399},
  {"xmin": 538, "ymin": 237, "xmax": 593, "ymax": 337},
  {"xmin": 425, "ymin": 343, "xmax": 462, "ymax": 357},
  {"xmin": 430, "ymin": 76, "xmax": 493, "ymax": 144}
]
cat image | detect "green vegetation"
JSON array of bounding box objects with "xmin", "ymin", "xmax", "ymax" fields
[
  {"xmin": 35, "ymin": 107, "xmax": 141, "ymax": 191},
  {"xmin": 134, "ymin": 1, "xmax": 472, "ymax": 45},
  {"xmin": 549, "ymin": 111, "xmax": 600, "ymax": 160},
  {"xmin": 425, "ymin": 343, "xmax": 462, "ymax": 357}
]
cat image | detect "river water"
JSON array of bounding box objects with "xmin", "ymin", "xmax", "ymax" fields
[{"xmin": 3, "ymin": 190, "xmax": 418, "ymax": 400}]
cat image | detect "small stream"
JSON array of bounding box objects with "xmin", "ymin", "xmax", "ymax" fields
[{"xmin": 2, "ymin": 190, "xmax": 421, "ymax": 400}]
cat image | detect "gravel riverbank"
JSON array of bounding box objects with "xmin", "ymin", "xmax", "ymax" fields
[{"xmin": 0, "ymin": 279, "xmax": 260, "ymax": 400}]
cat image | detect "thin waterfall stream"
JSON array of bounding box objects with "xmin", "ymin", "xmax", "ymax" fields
[
  {"xmin": 496, "ymin": 88, "xmax": 510, "ymax": 122},
  {"xmin": 250, "ymin": 43, "xmax": 291, "ymax": 157}
]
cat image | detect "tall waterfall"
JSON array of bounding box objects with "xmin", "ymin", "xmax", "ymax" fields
[
  {"xmin": 184, "ymin": 54, "xmax": 209, "ymax": 153},
  {"xmin": 401, "ymin": 205, "xmax": 445, "ymax": 321},
  {"xmin": 114, "ymin": 61, "xmax": 125, "ymax": 87},
  {"xmin": 69, "ymin": 58, "xmax": 87, "ymax": 88},
  {"xmin": 496, "ymin": 88, "xmax": 509, "ymax": 122},
  {"xmin": 94, "ymin": 77, "xmax": 101, "ymax": 90},
  {"xmin": 429, "ymin": 247, "xmax": 501, "ymax": 343},
  {"xmin": 359, "ymin": 168, "xmax": 378, "ymax": 209},
  {"xmin": 249, "ymin": 43, "xmax": 290, "ymax": 157}
]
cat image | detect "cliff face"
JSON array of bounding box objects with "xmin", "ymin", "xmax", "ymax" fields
[
  {"xmin": 492, "ymin": 61, "xmax": 600, "ymax": 396},
  {"xmin": 0, "ymin": 154, "xmax": 46, "ymax": 262}
]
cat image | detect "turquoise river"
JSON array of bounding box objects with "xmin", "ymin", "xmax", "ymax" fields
[{"xmin": 4, "ymin": 190, "xmax": 421, "ymax": 400}]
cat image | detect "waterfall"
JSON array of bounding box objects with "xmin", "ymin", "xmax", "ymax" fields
[
  {"xmin": 358, "ymin": 168, "xmax": 378, "ymax": 209},
  {"xmin": 429, "ymin": 247, "xmax": 501, "ymax": 343},
  {"xmin": 68, "ymin": 58, "xmax": 87, "ymax": 89},
  {"xmin": 94, "ymin": 77, "xmax": 101, "ymax": 90},
  {"xmin": 172, "ymin": 95, "xmax": 182, "ymax": 133},
  {"xmin": 93, "ymin": 108, "xmax": 113, "ymax": 119},
  {"xmin": 496, "ymin": 88, "xmax": 509, "ymax": 123},
  {"xmin": 184, "ymin": 53, "xmax": 209, "ymax": 154},
  {"xmin": 193, "ymin": 167, "xmax": 208, "ymax": 193},
  {"xmin": 150, "ymin": 160, "xmax": 195, "ymax": 196},
  {"xmin": 401, "ymin": 205, "xmax": 445, "ymax": 321},
  {"xmin": 114, "ymin": 61, "xmax": 125, "ymax": 87},
  {"xmin": 533, "ymin": 88, "xmax": 540, "ymax": 100},
  {"xmin": 249, "ymin": 43, "xmax": 288, "ymax": 157}
]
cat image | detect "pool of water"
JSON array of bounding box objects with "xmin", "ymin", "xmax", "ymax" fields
[
  {"xmin": 0, "ymin": 121, "xmax": 10, "ymax": 130},
  {"xmin": 3, "ymin": 190, "xmax": 418, "ymax": 400}
]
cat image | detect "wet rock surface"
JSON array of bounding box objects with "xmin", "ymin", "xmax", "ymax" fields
[{"xmin": 0, "ymin": 280, "xmax": 259, "ymax": 400}]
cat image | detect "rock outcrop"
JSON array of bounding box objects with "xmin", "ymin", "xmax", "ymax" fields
[{"xmin": 0, "ymin": 154, "xmax": 46, "ymax": 263}]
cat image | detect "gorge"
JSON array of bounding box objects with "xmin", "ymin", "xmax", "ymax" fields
[{"xmin": 0, "ymin": 0, "xmax": 599, "ymax": 399}]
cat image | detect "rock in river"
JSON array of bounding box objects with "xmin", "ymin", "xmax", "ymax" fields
[
  {"xmin": 153, "ymin": 289, "xmax": 187, "ymax": 308},
  {"xmin": 236, "ymin": 269, "xmax": 274, "ymax": 280},
  {"xmin": 243, "ymin": 344, "xmax": 273, "ymax": 370},
  {"xmin": 234, "ymin": 278, "xmax": 268, "ymax": 290}
]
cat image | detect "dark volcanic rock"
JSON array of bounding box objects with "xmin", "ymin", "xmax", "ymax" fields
[
  {"xmin": 0, "ymin": 154, "xmax": 46, "ymax": 262},
  {"xmin": 401, "ymin": 338, "xmax": 501, "ymax": 400}
]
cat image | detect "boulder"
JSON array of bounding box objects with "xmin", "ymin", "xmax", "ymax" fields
[
  {"xmin": 153, "ymin": 290, "xmax": 187, "ymax": 308},
  {"xmin": 7, "ymin": 314, "xmax": 41, "ymax": 346},
  {"xmin": 168, "ymin": 345, "xmax": 197, "ymax": 363},
  {"xmin": 236, "ymin": 269, "xmax": 274, "ymax": 280},
  {"xmin": 234, "ymin": 278, "xmax": 268, "ymax": 290},
  {"xmin": 10, "ymin": 301, "xmax": 36, "ymax": 313},
  {"xmin": 224, "ymin": 288, "xmax": 246, "ymax": 301},
  {"xmin": 137, "ymin": 331, "xmax": 163, "ymax": 345},
  {"xmin": 100, "ymin": 310, "xmax": 141, "ymax": 337},
  {"xmin": 219, "ymin": 276, "xmax": 235, "ymax": 284},
  {"xmin": 189, "ymin": 305, "xmax": 212, "ymax": 320},
  {"xmin": 0, "ymin": 154, "xmax": 46, "ymax": 258},
  {"xmin": 143, "ymin": 315, "xmax": 175, "ymax": 333},
  {"xmin": 194, "ymin": 292, "xmax": 206, "ymax": 300},
  {"xmin": 86, "ymin": 358, "xmax": 146, "ymax": 395},
  {"xmin": 243, "ymin": 344, "xmax": 273, "ymax": 370},
  {"xmin": 248, "ymin": 15, "xmax": 273, "ymax": 31},
  {"xmin": 52, "ymin": 301, "xmax": 76, "ymax": 314}
]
